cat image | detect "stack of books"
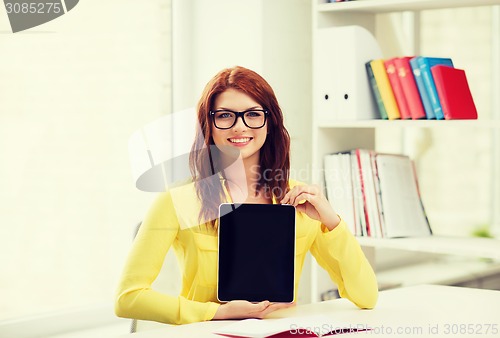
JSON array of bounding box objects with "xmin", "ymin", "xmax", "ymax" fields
[
  {"xmin": 324, "ymin": 149, "xmax": 432, "ymax": 238},
  {"xmin": 366, "ymin": 56, "xmax": 478, "ymax": 120}
]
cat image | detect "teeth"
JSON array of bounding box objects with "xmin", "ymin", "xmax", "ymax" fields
[{"xmin": 229, "ymin": 138, "xmax": 251, "ymax": 143}]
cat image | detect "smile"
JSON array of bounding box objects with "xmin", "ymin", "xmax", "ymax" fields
[{"xmin": 228, "ymin": 137, "xmax": 252, "ymax": 144}]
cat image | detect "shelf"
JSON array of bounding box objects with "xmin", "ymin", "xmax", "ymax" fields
[
  {"xmin": 376, "ymin": 257, "xmax": 500, "ymax": 287},
  {"xmin": 316, "ymin": 119, "xmax": 500, "ymax": 129},
  {"xmin": 318, "ymin": 0, "xmax": 500, "ymax": 14},
  {"xmin": 356, "ymin": 236, "xmax": 500, "ymax": 260}
]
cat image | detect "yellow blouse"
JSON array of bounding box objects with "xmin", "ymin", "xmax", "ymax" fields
[{"xmin": 115, "ymin": 179, "xmax": 378, "ymax": 325}]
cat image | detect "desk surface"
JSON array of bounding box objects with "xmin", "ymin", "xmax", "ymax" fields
[{"xmin": 117, "ymin": 285, "xmax": 500, "ymax": 337}]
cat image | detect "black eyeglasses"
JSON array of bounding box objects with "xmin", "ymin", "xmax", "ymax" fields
[{"xmin": 210, "ymin": 109, "xmax": 268, "ymax": 130}]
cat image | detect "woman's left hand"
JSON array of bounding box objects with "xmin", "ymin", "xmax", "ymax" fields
[{"xmin": 280, "ymin": 184, "xmax": 341, "ymax": 231}]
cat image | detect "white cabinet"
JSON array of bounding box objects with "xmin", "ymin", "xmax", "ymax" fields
[{"xmin": 310, "ymin": 0, "xmax": 500, "ymax": 302}]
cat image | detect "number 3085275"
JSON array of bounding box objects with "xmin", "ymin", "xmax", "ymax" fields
[{"xmin": 5, "ymin": 2, "xmax": 62, "ymax": 14}]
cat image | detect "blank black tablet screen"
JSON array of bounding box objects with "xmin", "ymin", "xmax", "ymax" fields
[{"xmin": 217, "ymin": 203, "xmax": 295, "ymax": 303}]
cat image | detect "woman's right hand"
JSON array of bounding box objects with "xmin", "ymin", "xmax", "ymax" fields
[{"xmin": 212, "ymin": 300, "xmax": 295, "ymax": 320}]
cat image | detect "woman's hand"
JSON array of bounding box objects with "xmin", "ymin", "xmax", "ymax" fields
[
  {"xmin": 212, "ymin": 300, "xmax": 295, "ymax": 320},
  {"xmin": 280, "ymin": 184, "xmax": 341, "ymax": 231}
]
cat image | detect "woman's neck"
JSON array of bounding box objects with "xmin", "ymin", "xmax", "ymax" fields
[{"xmin": 222, "ymin": 156, "xmax": 264, "ymax": 203}]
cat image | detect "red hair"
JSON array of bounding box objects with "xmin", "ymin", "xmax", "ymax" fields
[{"xmin": 189, "ymin": 66, "xmax": 291, "ymax": 229}]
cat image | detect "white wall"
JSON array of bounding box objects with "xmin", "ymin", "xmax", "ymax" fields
[{"xmin": 0, "ymin": 0, "xmax": 171, "ymax": 329}]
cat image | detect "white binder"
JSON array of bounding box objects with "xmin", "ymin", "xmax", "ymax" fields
[{"xmin": 315, "ymin": 26, "xmax": 383, "ymax": 121}]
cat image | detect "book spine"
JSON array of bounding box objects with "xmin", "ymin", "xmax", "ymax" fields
[
  {"xmin": 418, "ymin": 57, "xmax": 445, "ymax": 120},
  {"xmin": 371, "ymin": 151, "xmax": 386, "ymax": 238},
  {"xmin": 409, "ymin": 57, "xmax": 435, "ymax": 119},
  {"xmin": 370, "ymin": 59, "xmax": 401, "ymax": 120},
  {"xmin": 431, "ymin": 69, "xmax": 451, "ymax": 120},
  {"xmin": 355, "ymin": 149, "xmax": 371, "ymax": 236},
  {"xmin": 394, "ymin": 57, "xmax": 426, "ymax": 120},
  {"xmin": 384, "ymin": 58, "xmax": 411, "ymax": 119},
  {"xmin": 365, "ymin": 61, "xmax": 388, "ymax": 119},
  {"xmin": 361, "ymin": 149, "xmax": 381, "ymax": 238},
  {"xmin": 351, "ymin": 152, "xmax": 365, "ymax": 236}
]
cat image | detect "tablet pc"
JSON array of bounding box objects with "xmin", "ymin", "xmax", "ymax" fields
[{"xmin": 217, "ymin": 203, "xmax": 296, "ymax": 303}]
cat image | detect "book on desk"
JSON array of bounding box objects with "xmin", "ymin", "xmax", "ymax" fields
[{"xmin": 214, "ymin": 314, "xmax": 368, "ymax": 338}]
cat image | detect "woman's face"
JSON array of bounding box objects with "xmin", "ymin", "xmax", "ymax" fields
[{"xmin": 211, "ymin": 88, "xmax": 268, "ymax": 164}]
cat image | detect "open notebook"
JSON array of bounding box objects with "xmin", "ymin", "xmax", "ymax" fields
[{"xmin": 214, "ymin": 315, "xmax": 369, "ymax": 338}]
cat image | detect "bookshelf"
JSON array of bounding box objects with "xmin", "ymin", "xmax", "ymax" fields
[{"xmin": 310, "ymin": 0, "xmax": 500, "ymax": 302}]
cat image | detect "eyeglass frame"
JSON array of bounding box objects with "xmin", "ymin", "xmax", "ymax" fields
[{"xmin": 209, "ymin": 108, "xmax": 269, "ymax": 130}]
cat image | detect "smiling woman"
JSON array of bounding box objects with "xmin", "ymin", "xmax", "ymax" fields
[
  {"xmin": 190, "ymin": 66, "xmax": 292, "ymax": 223},
  {"xmin": 114, "ymin": 66, "xmax": 378, "ymax": 326}
]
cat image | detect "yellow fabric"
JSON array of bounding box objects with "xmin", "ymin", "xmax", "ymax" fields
[{"xmin": 115, "ymin": 179, "xmax": 378, "ymax": 325}]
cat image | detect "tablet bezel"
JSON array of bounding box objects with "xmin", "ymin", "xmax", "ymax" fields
[{"xmin": 217, "ymin": 203, "xmax": 296, "ymax": 303}]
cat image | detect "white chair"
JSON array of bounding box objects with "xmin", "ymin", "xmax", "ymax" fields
[
  {"xmin": 127, "ymin": 109, "xmax": 196, "ymax": 332},
  {"xmin": 130, "ymin": 222, "xmax": 182, "ymax": 333}
]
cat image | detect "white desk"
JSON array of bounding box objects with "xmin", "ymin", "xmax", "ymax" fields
[{"xmin": 117, "ymin": 285, "xmax": 500, "ymax": 337}]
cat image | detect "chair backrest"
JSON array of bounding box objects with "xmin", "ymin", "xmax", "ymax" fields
[{"xmin": 130, "ymin": 222, "xmax": 181, "ymax": 333}]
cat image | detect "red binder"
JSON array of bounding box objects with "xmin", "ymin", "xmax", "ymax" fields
[
  {"xmin": 431, "ymin": 65, "xmax": 478, "ymax": 120},
  {"xmin": 384, "ymin": 58, "xmax": 412, "ymax": 119},
  {"xmin": 394, "ymin": 57, "xmax": 427, "ymax": 120}
]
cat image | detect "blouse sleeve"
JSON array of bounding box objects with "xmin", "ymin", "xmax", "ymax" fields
[
  {"xmin": 114, "ymin": 192, "xmax": 220, "ymax": 325},
  {"xmin": 309, "ymin": 218, "xmax": 378, "ymax": 309}
]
